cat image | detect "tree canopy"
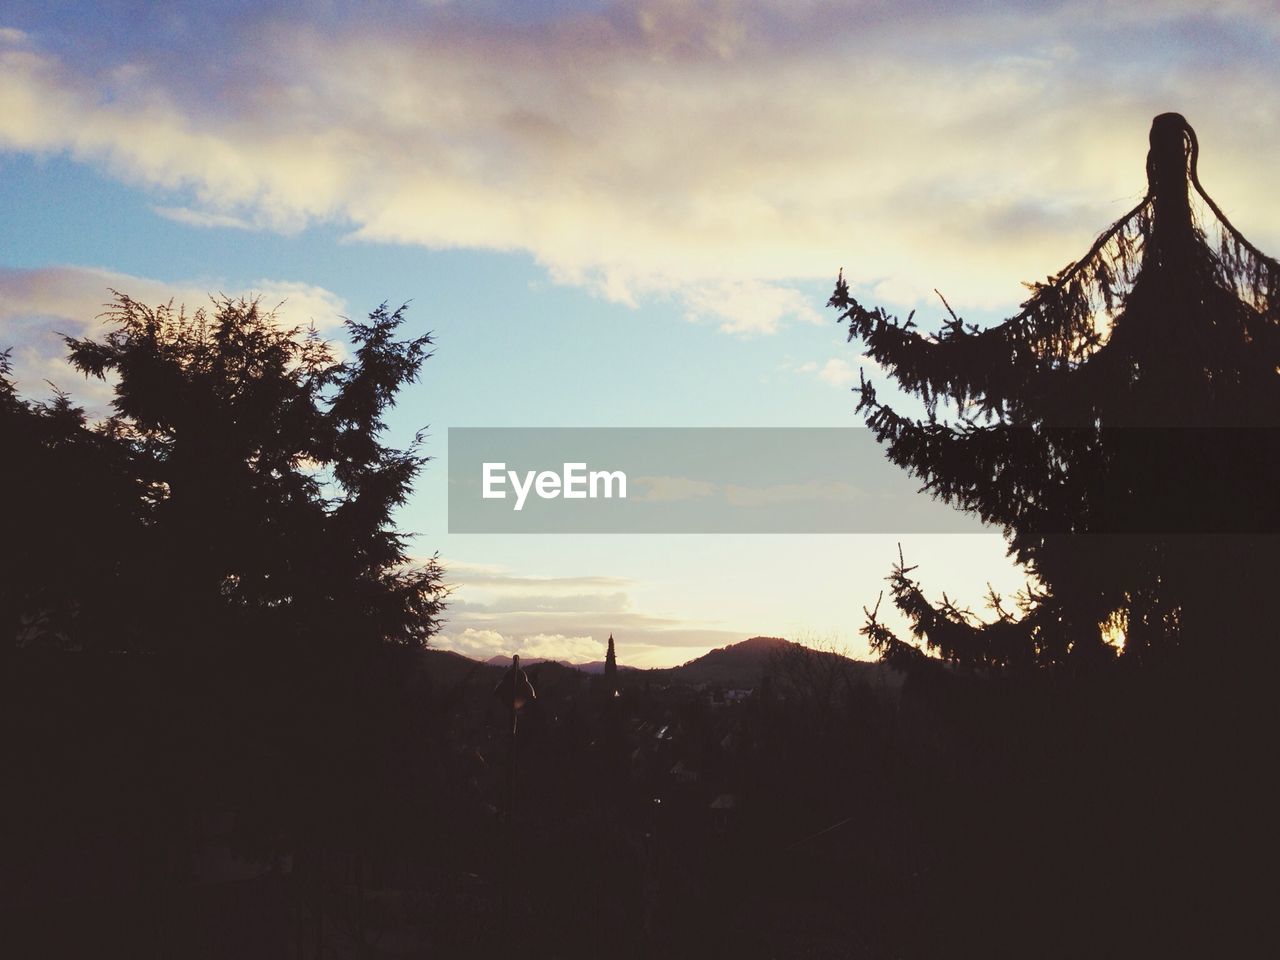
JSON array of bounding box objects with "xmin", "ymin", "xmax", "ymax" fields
[
  {"xmin": 2, "ymin": 293, "xmax": 444, "ymax": 658},
  {"xmin": 3, "ymin": 292, "xmax": 449, "ymax": 870},
  {"xmin": 831, "ymin": 113, "xmax": 1280, "ymax": 670}
]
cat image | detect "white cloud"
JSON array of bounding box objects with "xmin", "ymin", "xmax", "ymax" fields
[
  {"xmin": 791, "ymin": 354, "xmax": 881, "ymax": 389},
  {"xmin": 631, "ymin": 475, "xmax": 718, "ymax": 502},
  {"xmin": 682, "ymin": 279, "xmax": 822, "ymax": 336},
  {"xmin": 437, "ymin": 557, "xmax": 745, "ymax": 665},
  {"xmin": 433, "ymin": 623, "xmax": 738, "ymax": 667},
  {"xmin": 151, "ymin": 205, "xmax": 258, "ymax": 231},
  {"xmin": 723, "ymin": 479, "xmax": 862, "ymax": 508},
  {"xmin": 443, "ymin": 559, "xmax": 633, "ymax": 592},
  {"xmin": 817, "ymin": 358, "xmax": 857, "ymax": 387},
  {"xmin": 451, "ymin": 592, "xmax": 631, "ymax": 615},
  {"xmin": 437, "ymin": 627, "xmax": 508, "ymax": 658},
  {"xmin": 433, "ymin": 626, "xmax": 601, "ymax": 663},
  {"xmin": 4, "ymin": 2, "xmax": 1278, "ymax": 322},
  {"xmin": 521, "ymin": 633, "xmax": 605, "ymax": 662}
]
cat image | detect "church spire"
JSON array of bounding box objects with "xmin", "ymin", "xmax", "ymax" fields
[{"xmin": 604, "ymin": 633, "xmax": 618, "ymax": 690}]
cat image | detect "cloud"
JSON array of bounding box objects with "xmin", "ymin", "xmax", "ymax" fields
[
  {"xmin": 521, "ymin": 633, "xmax": 605, "ymax": 661},
  {"xmin": 0, "ymin": 264, "xmax": 349, "ymax": 408},
  {"xmin": 430, "ymin": 623, "xmax": 608, "ymax": 664},
  {"xmin": 437, "ymin": 557, "xmax": 745, "ymax": 665},
  {"xmin": 682, "ymin": 279, "xmax": 822, "ymax": 336},
  {"xmin": 817, "ymin": 358, "xmax": 858, "ymax": 387},
  {"xmin": 723, "ymin": 479, "xmax": 862, "ymax": 508},
  {"xmin": 434, "ymin": 623, "xmax": 737, "ymax": 667},
  {"xmin": 151, "ymin": 205, "xmax": 258, "ymax": 230},
  {"xmin": 437, "ymin": 627, "xmax": 508, "ymax": 658},
  {"xmin": 434, "ymin": 624, "xmax": 704, "ymax": 666},
  {"xmin": 5, "ymin": 2, "xmax": 1279, "ymax": 321},
  {"xmin": 444, "ymin": 560, "xmax": 633, "ymax": 592},
  {"xmin": 790, "ymin": 354, "xmax": 883, "ymax": 389},
  {"xmin": 631, "ymin": 475, "xmax": 717, "ymax": 502},
  {"xmin": 451, "ymin": 592, "xmax": 631, "ymax": 615}
]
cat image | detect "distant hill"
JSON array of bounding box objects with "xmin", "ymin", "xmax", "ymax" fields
[
  {"xmin": 663, "ymin": 635, "xmax": 794, "ymax": 687},
  {"xmin": 416, "ymin": 650, "xmax": 593, "ymax": 700},
  {"xmin": 419, "ymin": 648, "xmax": 501, "ymax": 685},
  {"xmin": 480, "ymin": 654, "xmax": 635, "ymax": 675},
  {"xmin": 576, "ymin": 660, "xmax": 639, "ymax": 675},
  {"xmin": 483, "ymin": 654, "xmax": 558, "ymax": 668},
  {"xmin": 440, "ymin": 637, "xmax": 895, "ymax": 692},
  {"xmin": 652, "ymin": 636, "xmax": 899, "ymax": 693}
]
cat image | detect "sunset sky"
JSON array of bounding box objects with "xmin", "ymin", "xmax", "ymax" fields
[{"xmin": 4, "ymin": 1, "xmax": 1279, "ymax": 665}]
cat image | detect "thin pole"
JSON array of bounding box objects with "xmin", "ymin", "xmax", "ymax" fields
[
  {"xmin": 508, "ymin": 655, "xmax": 519, "ymax": 821},
  {"xmin": 504, "ymin": 655, "xmax": 519, "ymax": 949}
]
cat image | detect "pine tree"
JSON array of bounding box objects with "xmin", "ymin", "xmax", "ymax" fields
[
  {"xmin": 4, "ymin": 294, "xmax": 448, "ymax": 858},
  {"xmin": 831, "ymin": 114, "xmax": 1280, "ymax": 670},
  {"xmin": 52, "ymin": 292, "xmax": 447, "ymax": 656},
  {"xmin": 0, "ymin": 350, "xmax": 146, "ymax": 652}
]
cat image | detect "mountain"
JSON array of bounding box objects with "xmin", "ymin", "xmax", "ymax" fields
[
  {"xmin": 575, "ymin": 660, "xmax": 638, "ymax": 675},
  {"xmin": 444, "ymin": 636, "xmax": 893, "ymax": 691},
  {"xmin": 483, "ymin": 654, "xmax": 558, "ymax": 668},
  {"xmin": 472, "ymin": 641, "xmax": 792, "ymax": 682},
  {"xmin": 654, "ymin": 636, "xmax": 900, "ymax": 693},
  {"xmin": 416, "ymin": 651, "xmax": 593, "ymax": 700},
  {"xmin": 415, "ymin": 648, "xmax": 503, "ymax": 688},
  {"xmin": 480, "ymin": 655, "xmax": 636, "ymax": 674},
  {"xmin": 664, "ymin": 635, "xmax": 794, "ymax": 686}
]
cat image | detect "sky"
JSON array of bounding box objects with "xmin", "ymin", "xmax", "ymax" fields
[{"xmin": 3, "ymin": 1, "xmax": 1279, "ymax": 666}]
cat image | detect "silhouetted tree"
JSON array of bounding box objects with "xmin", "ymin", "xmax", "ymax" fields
[
  {"xmin": 0, "ymin": 349, "xmax": 148, "ymax": 654},
  {"xmin": 2, "ymin": 294, "xmax": 447, "ymax": 908},
  {"xmin": 51, "ymin": 292, "xmax": 446, "ymax": 657},
  {"xmin": 831, "ymin": 114, "xmax": 1280, "ymax": 669}
]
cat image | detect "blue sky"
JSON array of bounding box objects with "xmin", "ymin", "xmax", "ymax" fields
[{"xmin": 4, "ymin": 1, "xmax": 1279, "ymax": 665}]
